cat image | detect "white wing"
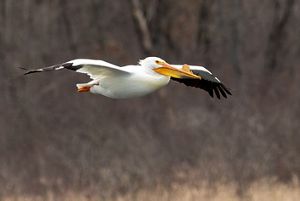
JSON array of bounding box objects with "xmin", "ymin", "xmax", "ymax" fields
[
  {"xmin": 67, "ymin": 59, "xmax": 130, "ymax": 80},
  {"xmin": 22, "ymin": 59, "xmax": 130, "ymax": 80}
]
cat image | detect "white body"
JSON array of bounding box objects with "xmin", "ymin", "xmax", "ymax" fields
[{"xmin": 89, "ymin": 65, "xmax": 170, "ymax": 98}]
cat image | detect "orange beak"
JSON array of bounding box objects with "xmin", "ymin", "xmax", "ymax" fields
[{"xmin": 153, "ymin": 61, "xmax": 201, "ymax": 79}]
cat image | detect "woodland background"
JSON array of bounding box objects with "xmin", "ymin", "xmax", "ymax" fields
[{"xmin": 0, "ymin": 0, "xmax": 300, "ymax": 200}]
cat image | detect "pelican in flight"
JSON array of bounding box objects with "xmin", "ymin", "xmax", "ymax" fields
[{"xmin": 22, "ymin": 57, "xmax": 231, "ymax": 99}]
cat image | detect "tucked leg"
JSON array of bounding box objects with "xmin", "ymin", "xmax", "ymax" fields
[
  {"xmin": 76, "ymin": 80, "xmax": 99, "ymax": 93},
  {"xmin": 77, "ymin": 86, "xmax": 91, "ymax": 92}
]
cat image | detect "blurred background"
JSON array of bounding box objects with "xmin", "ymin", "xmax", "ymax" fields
[{"xmin": 1, "ymin": 0, "xmax": 300, "ymax": 200}]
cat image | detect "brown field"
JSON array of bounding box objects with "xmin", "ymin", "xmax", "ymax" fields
[{"xmin": 3, "ymin": 178, "xmax": 300, "ymax": 201}]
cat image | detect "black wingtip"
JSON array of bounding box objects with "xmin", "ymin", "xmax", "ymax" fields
[
  {"xmin": 217, "ymin": 85, "xmax": 227, "ymax": 98},
  {"xmin": 214, "ymin": 87, "xmax": 221, "ymax": 99},
  {"xmin": 18, "ymin": 67, "xmax": 42, "ymax": 75},
  {"xmin": 220, "ymin": 84, "xmax": 232, "ymax": 96},
  {"xmin": 24, "ymin": 70, "xmax": 40, "ymax": 75},
  {"xmin": 208, "ymin": 89, "xmax": 214, "ymax": 98}
]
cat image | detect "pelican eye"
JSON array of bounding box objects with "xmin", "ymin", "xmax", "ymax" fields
[{"xmin": 155, "ymin": 60, "xmax": 162, "ymax": 64}]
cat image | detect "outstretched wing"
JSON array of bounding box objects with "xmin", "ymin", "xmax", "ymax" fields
[
  {"xmin": 170, "ymin": 65, "xmax": 232, "ymax": 99},
  {"xmin": 21, "ymin": 59, "xmax": 130, "ymax": 80}
]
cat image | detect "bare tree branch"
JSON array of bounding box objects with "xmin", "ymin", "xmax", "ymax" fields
[
  {"xmin": 229, "ymin": 0, "xmax": 242, "ymax": 75},
  {"xmin": 130, "ymin": 0, "xmax": 153, "ymax": 54},
  {"xmin": 265, "ymin": 0, "xmax": 295, "ymax": 70},
  {"xmin": 197, "ymin": 0, "xmax": 214, "ymax": 64},
  {"xmin": 146, "ymin": 0, "xmax": 159, "ymax": 22},
  {"xmin": 60, "ymin": 1, "xmax": 78, "ymax": 56}
]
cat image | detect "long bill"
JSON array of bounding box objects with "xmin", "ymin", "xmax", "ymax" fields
[{"xmin": 153, "ymin": 62, "xmax": 201, "ymax": 79}]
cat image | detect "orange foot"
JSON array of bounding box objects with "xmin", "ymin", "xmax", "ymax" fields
[{"xmin": 77, "ymin": 86, "xmax": 91, "ymax": 92}]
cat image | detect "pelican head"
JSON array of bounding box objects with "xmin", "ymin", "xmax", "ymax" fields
[
  {"xmin": 139, "ymin": 57, "xmax": 200, "ymax": 79},
  {"xmin": 139, "ymin": 57, "xmax": 167, "ymax": 69}
]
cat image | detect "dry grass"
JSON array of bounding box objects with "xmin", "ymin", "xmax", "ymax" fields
[{"xmin": 3, "ymin": 178, "xmax": 300, "ymax": 201}]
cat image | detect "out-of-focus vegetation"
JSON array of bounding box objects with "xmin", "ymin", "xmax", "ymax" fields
[
  {"xmin": 0, "ymin": 0, "xmax": 300, "ymax": 199},
  {"xmin": 3, "ymin": 178, "xmax": 300, "ymax": 201}
]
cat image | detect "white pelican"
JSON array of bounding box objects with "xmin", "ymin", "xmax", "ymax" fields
[{"xmin": 22, "ymin": 57, "xmax": 231, "ymax": 99}]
